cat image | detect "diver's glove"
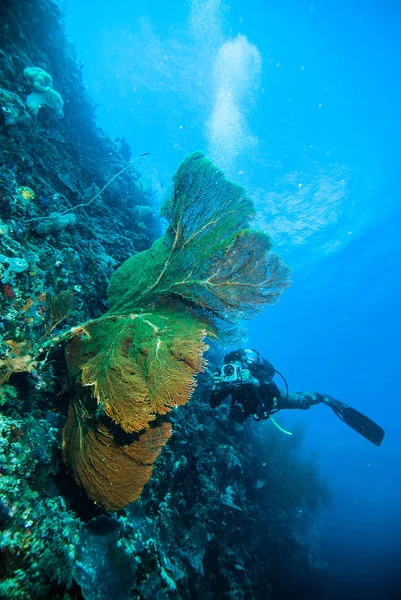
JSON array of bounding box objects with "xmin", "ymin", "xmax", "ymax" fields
[
  {"xmin": 240, "ymin": 368, "xmax": 260, "ymax": 387},
  {"xmin": 212, "ymin": 371, "xmax": 224, "ymax": 391}
]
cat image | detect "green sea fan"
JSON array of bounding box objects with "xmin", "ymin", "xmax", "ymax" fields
[{"xmin": 108, "ymin": 151, "xmax": 290, "ymax": 319}]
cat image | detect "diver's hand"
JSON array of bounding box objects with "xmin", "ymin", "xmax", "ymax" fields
[
  {"xmin": 303, "ymin": 392, "xmax": 326, "ymax": 406},
  {"xmin": 212, "ymin": 372, "xmax": 224, "ymax": 391},
  {"xmin": 241, "ymin": 369, "xmax": 260, "ymax": 387}
]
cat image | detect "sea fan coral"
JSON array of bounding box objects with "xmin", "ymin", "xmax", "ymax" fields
[
  {"xmin": 62, "ymin": 152, "xmax": 290, "ymax": 509},
  {"xmin": 65, "ymin": 311, "xmax": 210, "ymax": 434},
  {"xmin": 108, "ymin": 152, "xmax": 289, "ymax": 320},
  {"xmin": 0, "ymin": 152, "xmax": 290, "ymax": 510},
  {"xmin": 63, "ymin": 404, "xmax": 173, "ymax": 510}
]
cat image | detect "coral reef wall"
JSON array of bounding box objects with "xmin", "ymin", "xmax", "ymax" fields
[
  {"xmin": 0, "ymin": 1, "xmax": 329, "ymax": 598},
  {"xmin": 0, "ymin": 0, "xmax": 158, "ymax": 341}
]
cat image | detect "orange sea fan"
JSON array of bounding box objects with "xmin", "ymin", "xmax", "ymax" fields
[
  {"xmin": 63, "ymin": 310, "xmax": 210, "ymax": 509},
  {"xmin": 62, "ymin": 402, "xmax": 173, "ymax": 510}
]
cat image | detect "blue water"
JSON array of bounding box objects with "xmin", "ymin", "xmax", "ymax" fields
[{"xmin": 65, "ymin": 0, "xmax": 401, "ymax": 596}]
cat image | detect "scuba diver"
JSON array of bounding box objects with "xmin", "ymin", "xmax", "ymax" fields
[{"xmin": 210, "ymin": 348, "xmax": 385, "ymax": 446}]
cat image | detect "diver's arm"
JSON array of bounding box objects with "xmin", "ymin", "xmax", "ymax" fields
[{"xmin": 277, "ymin": 390, "xmax": 326, "ymax": 410}]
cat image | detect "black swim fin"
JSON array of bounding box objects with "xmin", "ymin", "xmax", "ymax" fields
[{"xmin": 323, "ymin": 395, "xmax": 385, "ymax": 446}]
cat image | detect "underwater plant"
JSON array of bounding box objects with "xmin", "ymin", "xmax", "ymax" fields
[{"xmin": 1, "ymin": 152, "xmax": 290, "ymax": 510}]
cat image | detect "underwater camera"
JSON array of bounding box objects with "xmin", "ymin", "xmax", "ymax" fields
[{"xmin": 221, "ymin": 362, "xmax": 242, "ymax": 384}]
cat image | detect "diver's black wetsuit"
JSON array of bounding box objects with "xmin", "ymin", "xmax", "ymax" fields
[
  {"xmin": 209, "ymin": 349, "xmax": 385, "ymax": 446},
  {"xmin": 210, "ymin": 365, "xmax": 322, "ymax": 424}
]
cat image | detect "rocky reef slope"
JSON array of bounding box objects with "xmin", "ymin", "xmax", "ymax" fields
[{"xmin": 0, "ymin": 1, "xmax": 329, "ymax": 598}]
